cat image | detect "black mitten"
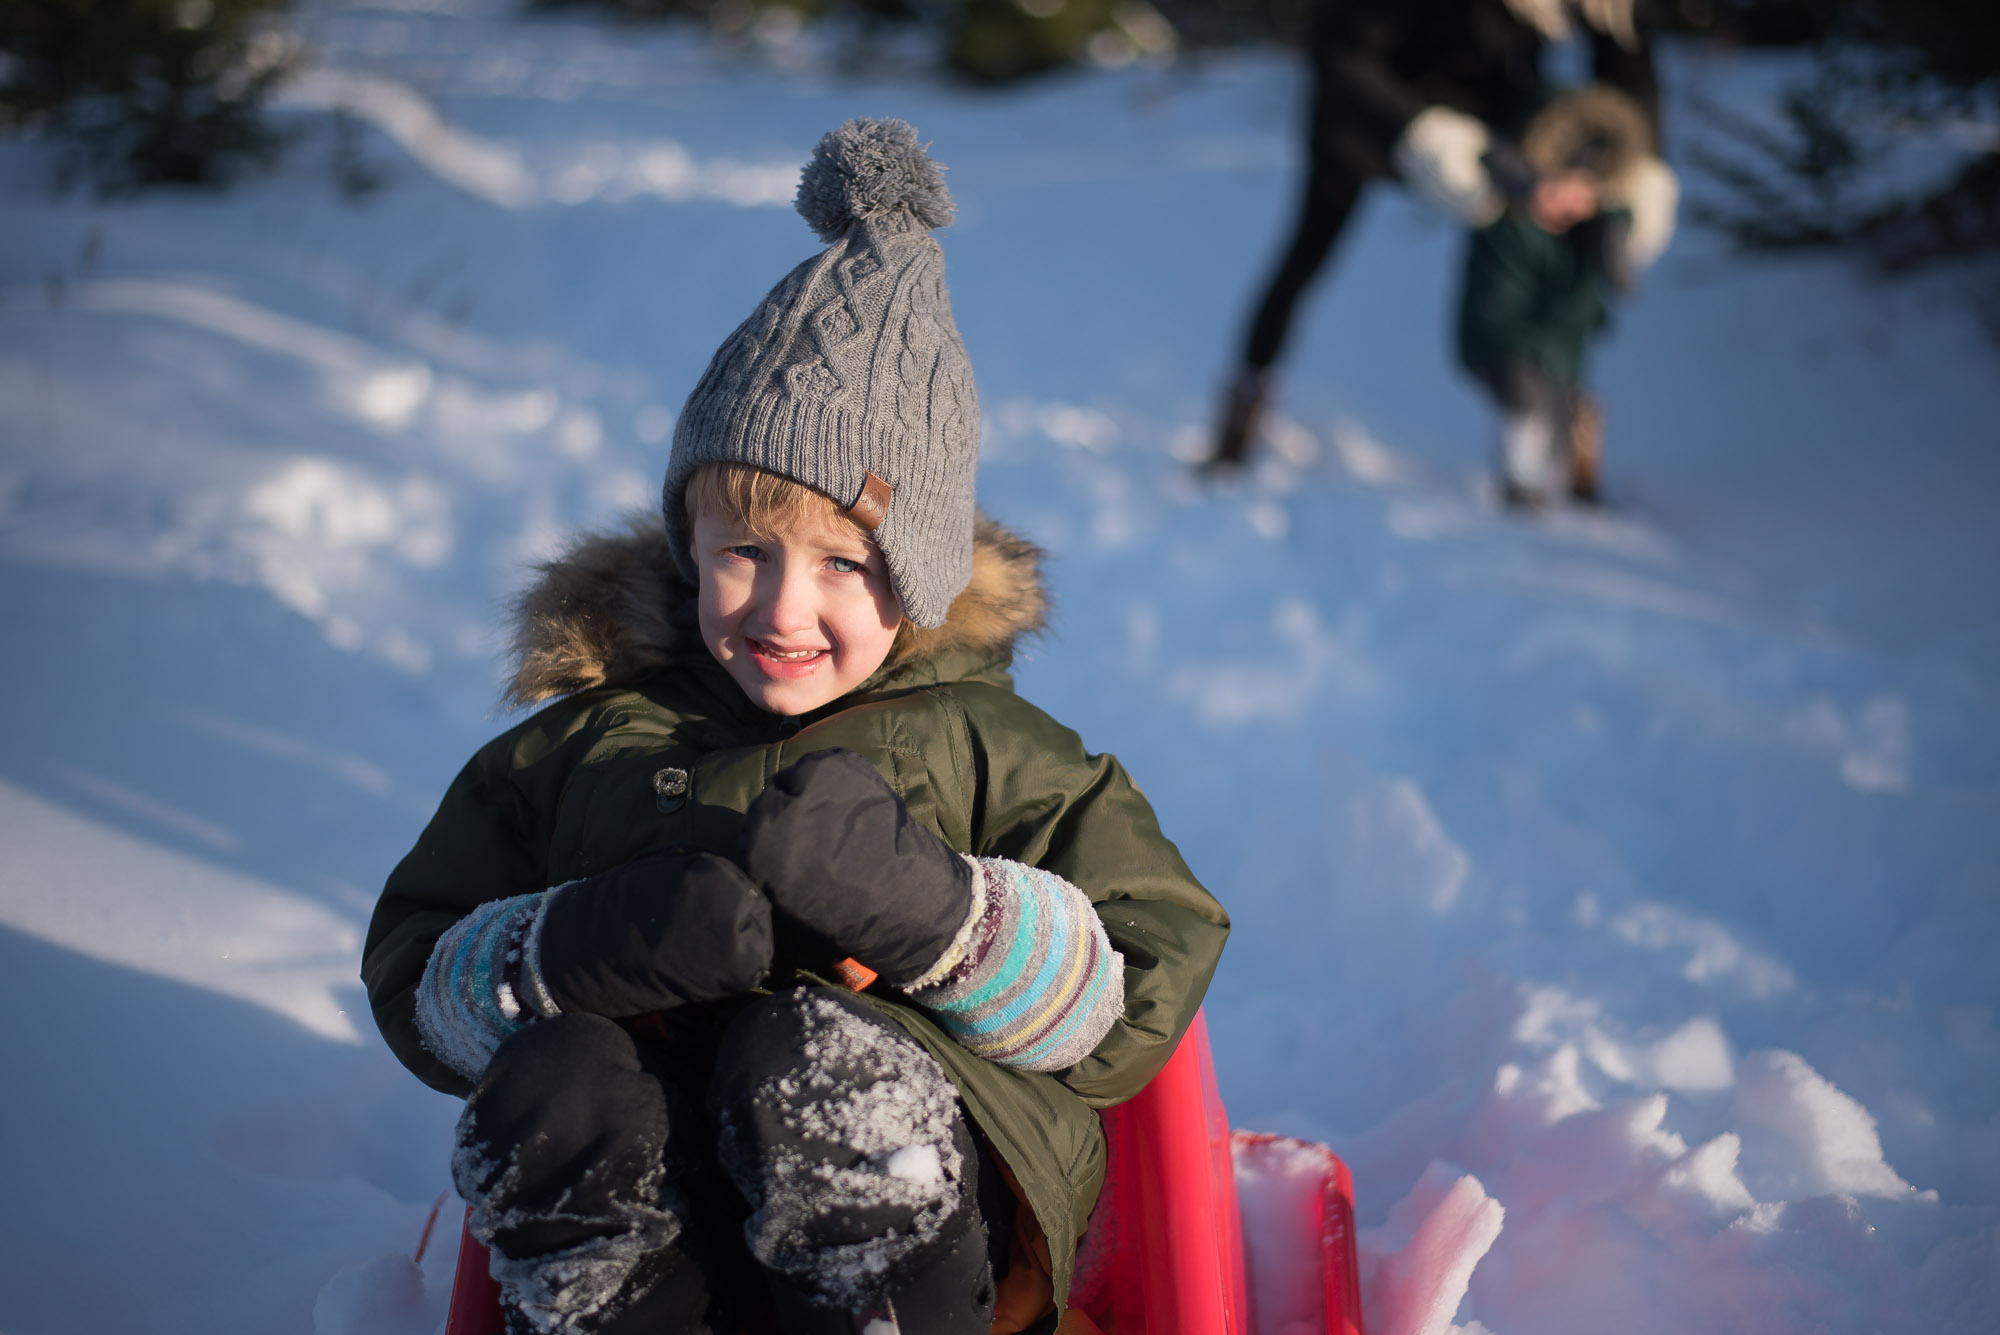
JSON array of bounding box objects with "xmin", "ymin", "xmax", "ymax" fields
[
  {"xmin": 743, "ymin": 749, "xmax": 974, "ymax": 985},
  {"xmin": 537, "ymin": 847, "xmax": 773, "ymax": 1017}
]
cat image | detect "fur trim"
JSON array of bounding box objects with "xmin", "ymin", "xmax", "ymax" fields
[
  {"xmin": 504, "ymin": 513, "xmax": 1047, "ymax": 709},
  {"xmin": 889, "ymin": 514, "xmax": 1047, "ymax": 669},
  {"xmin": 504, "ymin": 519, "xmax": 693, "ymax": 709},
  {"xmin": 1522, "ymin": 85, "xmax": 1653, "ymax": 189}
]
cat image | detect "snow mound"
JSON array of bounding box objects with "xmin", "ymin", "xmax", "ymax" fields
[
  {"xmin": 313, "ymin": 1252, "xmax": 444, "ymax": 1335},
  {"xmin": 1360, "ymin": 1162, "xmax": 1505, "ymax": 1335},
  {"xmin": 1735, "ymin": 1049, "xmax": 1927, "ymax": 1202}
]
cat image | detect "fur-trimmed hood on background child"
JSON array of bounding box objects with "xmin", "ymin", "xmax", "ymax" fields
[
  {"xmin": 503, "ymin": 513, "xmax": 1049, "ymax": 709},
  {"xmin": 1522, "ymin": 84, "xmax": 1653, "ymax": 197}
]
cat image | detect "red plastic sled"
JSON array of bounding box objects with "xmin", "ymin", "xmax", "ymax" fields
[{"xmin": 440, "ymin": 1010, "xmax": 1364, "ymax": 1335}]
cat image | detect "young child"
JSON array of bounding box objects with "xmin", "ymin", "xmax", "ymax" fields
[
  {"xmin": 362, "ymin": 118, "xmax": 1229, "ymax": 1335},
  {"xmin": 1455, "ymin": 85, "xmax": 1657, "ymax": 507}
]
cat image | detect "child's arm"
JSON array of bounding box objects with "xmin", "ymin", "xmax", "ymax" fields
[
  {"xmin": 901, "ymin": 856, "xmax": 1126, "ymax": 1075},
  {"xmin": 950, "ymin": 689, "xmax": 1231, "ymax": 1110},
  {"xmin": 366, "ymin": 731, "xmax": 773, "ymax": 1093},
  {"xmin": 366, "ymin": 739, "xmax": 550, "ymax": 1094},
  {"xmin": 408, "ymin": 847, "xmax": 776, "ymax": 1085},
  {"xmin": 743, "ymin": 714, "xmax": 1229, "ymax": 1111}
]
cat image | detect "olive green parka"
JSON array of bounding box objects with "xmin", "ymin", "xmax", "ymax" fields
[
  {"xmin": 1457, "ymin": 199, "xmax": 1634, "ymax": 395},
  {"xmin": 362, "ymin": 516, "xmax": 1229, "ymax": 1305}
]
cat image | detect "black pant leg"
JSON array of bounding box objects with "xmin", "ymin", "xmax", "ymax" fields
[
  {"xmin": 1476, "ymin": 358, "xmax": 1567, "ymax": 419},
  {"xmin": 455, "ymin": 1013, "xmax": 737, "ymax": 1335},
  {"xmin": 1242, "ymin": 149, "xmax": 1367, "ymax": 371},
  {"xmin": 708, "ymin": 987, "xmax": 997, "ymax": 1334}
]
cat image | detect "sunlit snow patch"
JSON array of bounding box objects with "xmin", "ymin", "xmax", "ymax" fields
[
  {"xmin": 0, "ymin": 779, "xmax": 363, "ymax": 1042},
  {"xmin": 1785, "ymin": 693, "xmax": 1913, "ymax": 794},
  {"xmin": 1734, "ymin": 1049, "xmax": 1927, "ymax": 1201},
  {"xmin": 279, "ymin": 68, "xmax": 538, "ymax": 207},
  {"xmin": 276, "ymin": 67, "xmax": 799, "ymax": 210},
  {"xmin": 76, "ymin": 278, "xmax": 437, "ymax": 431}
]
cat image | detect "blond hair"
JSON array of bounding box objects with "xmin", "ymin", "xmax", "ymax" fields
[{"xmin": 683, "ymin": 461, "xmax": 873, "ymax": 547}]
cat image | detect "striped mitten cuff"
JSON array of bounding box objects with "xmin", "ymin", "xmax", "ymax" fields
[
  {"xmin": 414, "ymin": 891, "xmax": 562, "ymax": 1082},
  {"xmin": 904, "ymin": 857, "xmax": 1125, "ymax": 1073}
]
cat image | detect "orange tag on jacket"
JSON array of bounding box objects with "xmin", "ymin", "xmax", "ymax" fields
[{"xmin": 830, "ymin": 957, "xmax": 878, "ymax": 992}]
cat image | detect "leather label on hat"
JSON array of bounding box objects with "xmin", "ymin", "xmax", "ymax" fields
[{"xmin": 846, "ymin": 470, "xmax": 893, "ymax": 531}]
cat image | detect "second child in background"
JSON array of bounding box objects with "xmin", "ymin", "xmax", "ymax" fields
[
  {"xmin": 1457, "ymin": 85, "xmax": 1654, "ymax": 506},
  {"xmin": 1208, "ymin": 0, "xmax": 1677, "ymax": 493}
]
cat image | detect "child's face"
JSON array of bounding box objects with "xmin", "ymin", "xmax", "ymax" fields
[
  {"xmin": 1529, "ymin": 171, "xmax": 1602, "ymax": 234},
  {"xmin": 691, "ymin": 502, "xmax": 903, "ymax": 716}
]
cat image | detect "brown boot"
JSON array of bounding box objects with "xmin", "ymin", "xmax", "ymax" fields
[
  {"xmin": 1568, "ymin": 392, "xmax": 1603, "ymax": 504},
  {"xmin": 1203, "ymin": 368, "xmax": 1270, "ymax": 474}
]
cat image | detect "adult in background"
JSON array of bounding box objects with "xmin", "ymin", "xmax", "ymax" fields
[{"xmin": 1207, "ymin": 0, "xmax": 1678, "ymax": 500}]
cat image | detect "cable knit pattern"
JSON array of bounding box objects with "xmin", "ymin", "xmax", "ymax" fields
[
  {"xmin": 905, "ymin": 857, "xmax": 1125, "ymax": 1073},
  {"xmin": 414, "ymin": 891, "xmax": 558, "ymax": 1081},
  {"xmin": 661, "ymin": 118, "xmax": 980, "ymax": 628}
]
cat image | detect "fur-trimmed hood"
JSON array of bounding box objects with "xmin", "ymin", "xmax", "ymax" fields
[
  {"xmin": 1522, "ymin": 84, "xmax": 1653, "ymax": 194},
  {"xmin": 504, "ymin": 514, "xmax": 1047, "ymax": 709}
]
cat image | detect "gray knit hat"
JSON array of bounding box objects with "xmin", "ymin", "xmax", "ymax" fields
[{"xmin": 663, "ymin": 118, "xmax": 979, "ymax": 629}]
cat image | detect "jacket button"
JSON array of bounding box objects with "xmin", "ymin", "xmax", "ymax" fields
[{"xmin": 652, "ymin": 766, "xmax": 690, "ymax": 814}]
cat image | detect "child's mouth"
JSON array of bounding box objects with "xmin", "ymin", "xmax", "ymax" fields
[{"xmin": 748, "ymin": 638, "xmax": 828, "ymax": 678}]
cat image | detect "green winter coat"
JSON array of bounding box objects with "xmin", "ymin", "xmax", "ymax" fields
[
  {"xmin": 361, "ymin": 517, "xmax": 1229, "ymax": 1308},
  {"xmin": 1456, "ymin": 206, "xmax": 1623, "ymax": 393}
]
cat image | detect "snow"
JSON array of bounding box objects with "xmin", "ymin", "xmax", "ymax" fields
[
  {"xmin": 0, "ymin": 777, "xmax": 363, "ymax": 1042},
  {"xmin": 2, "ymin": 2, "xmax": 1996, "ymax": 1332},
  {"xmin": 1362, "ymin": 1165, "xmax": 1505, "ymax": 1335},
  {"xmin": 726, "ymin": 990, "xmax": 969, "ymax": 1308},
  {"xmin": 314, "ymin": 1251, "xmax": 447, "ymax": 1335}
]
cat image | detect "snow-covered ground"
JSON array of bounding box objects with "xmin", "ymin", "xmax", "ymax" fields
[{"xmin": 2, "ymin": 4, "xmax": 1996, "ymax": 1332}]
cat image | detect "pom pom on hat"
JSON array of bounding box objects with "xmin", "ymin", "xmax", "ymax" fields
[
  {"xmin": 795, "ymin": 117, "xmax": 955, "ymax": 243},
  {"xmin": 668, "ymin": 117, "xmax": 979, "ymax": 629}
]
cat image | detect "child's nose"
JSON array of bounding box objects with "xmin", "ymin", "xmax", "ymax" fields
[{"xmin": 761, "ymin": 563, "xmax": 819, "ymax": 634}]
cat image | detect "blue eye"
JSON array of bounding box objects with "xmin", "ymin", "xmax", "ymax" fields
[
  {"xmin": 828, "ymin": 556, "xmax": 863, "ymax": 574},
  {"xmin": 726, "ymin": 544, "xmax": 764, "ymax": 562}
]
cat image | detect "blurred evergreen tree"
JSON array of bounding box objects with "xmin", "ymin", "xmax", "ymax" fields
[
  {"xmin": 1685, "ymin": 0, "xmax": 1999, "ymax": 267},
  {"xmin": 0, "ymin": 0, "xmax": 296, "ymax": 189},
  {"xmin": 531, "ymin": 0, "xmax": 1308, "ymax": 83}
]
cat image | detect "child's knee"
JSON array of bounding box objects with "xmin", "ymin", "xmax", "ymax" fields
[
  {"xmin": 708, "ymin": 987, "xmax": 979, "ymax": 1305},
  {"xmin": 454, "ymin": 1013, "xmax": 671, "ymax": 1216}
]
